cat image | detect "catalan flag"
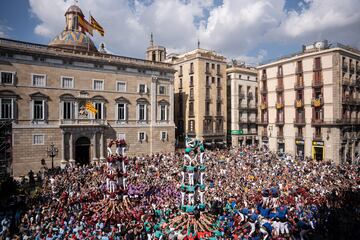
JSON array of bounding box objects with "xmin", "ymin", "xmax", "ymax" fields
[
  {"xmin": 78, "ymin": 15, "xmax": 93, "ymax": 36},
  {"xmin": 90, "ymin": 15, "xmax": 105, "ymax": 36},
  {"xmin": 85, "ymin": 102, "xmax": 98, "ymax": 114}
]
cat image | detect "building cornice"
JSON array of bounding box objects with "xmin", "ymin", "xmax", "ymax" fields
[
  {"xmin": 0, "ymin": 38, "xmax": 175, "ymax": 73},
  {"xmin": 257, "ymin": 47, "xmax": 360, "ymax": 69}
]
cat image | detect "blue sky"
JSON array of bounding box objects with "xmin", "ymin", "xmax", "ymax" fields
[{"xmin": 1, "ymin": 0, "xmax": 359, "ymax": 65}]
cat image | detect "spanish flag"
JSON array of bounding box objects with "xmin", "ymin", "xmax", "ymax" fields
[
  {"xmin": 78, "ymin": 15, "xmax": 93, "ymax": 36},
  {"xmin": 90, "ymin": 15, "xmax": 105, "ymax": 36},
  {"xmin": 85, "ymin": 102, "xmax": 98, "ymax": 114}
]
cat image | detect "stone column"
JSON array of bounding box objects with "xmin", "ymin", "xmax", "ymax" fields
[
  {"xmin": 344, "ymin": 143, "xmax": 348, "ymax": 164},
  {"xmin": 169, "ymin": 78, "xmax": 174, "ymax": 123},
  {"xmin": 92, "ymin": 132, "xmax": 99, "ymax": 164},
  {"xmin": 69, "ymin": 133, "xmax": 75, "ymax": 166},
  {"xmin": 99, "ymin": 130, "xmax": 105, "ymax": 162},
  {"xmin": 150, "ymin": 76, "xmax": 158, "ymax": 154},
  {"xmin": 60, "ymin": 130, "xmax": 67, "ymax": 169},
  {"xmin": 351, "ymin": 141, "xmax": 355, "ymax": 164},
  {"xmin": 151, "ymin": 76, "xmax": 158, "ymax": 124}
]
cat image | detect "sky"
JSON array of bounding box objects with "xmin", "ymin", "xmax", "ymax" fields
[{"xmin": 0, "ymin": 0, "xmax": 360, "ymax": 65}]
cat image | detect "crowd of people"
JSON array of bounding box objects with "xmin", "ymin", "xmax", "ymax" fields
[{"xmin": 0, "ymin": 145, "xmax": 359, "ymax": 239}]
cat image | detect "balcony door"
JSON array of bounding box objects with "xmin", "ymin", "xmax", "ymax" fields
[{"xmin": 75, "ymin": 136, "xmax": 90, "ymax": 165}]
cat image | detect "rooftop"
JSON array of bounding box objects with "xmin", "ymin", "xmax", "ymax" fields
[
  {"xmin": 0, "ymin": 37, "xmax": 174, "ymax": 71},
  {"xmin": 259, "ymin": 41, "xmax": 360, "ymax": 67}
]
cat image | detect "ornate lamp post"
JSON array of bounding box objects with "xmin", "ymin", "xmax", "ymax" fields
[{"xmin": 46, "ymin": 142, "xmax": 58, "ymax": 169}]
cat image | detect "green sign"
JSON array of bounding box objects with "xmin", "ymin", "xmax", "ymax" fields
[{"xmin": 228, "ymin": 130, "xmax": 243, "ymax": 135}]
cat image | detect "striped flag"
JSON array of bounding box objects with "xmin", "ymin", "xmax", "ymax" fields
[
  {"xmin": 78, "ymin": 15, "xmax": 93, "ymax": 36},
  {"xmin": 85, "ymin": 102, "xmax": 98, "ymax": 114},
  {"xmin": 90, "ymin": 15, "xmax": 105, "ymax": 36}
]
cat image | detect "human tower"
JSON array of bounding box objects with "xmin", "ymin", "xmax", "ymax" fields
[
  {"xmin": 94, "ymin": 139, "xmax": 131, "ymax": 222},
  {"xmin": 169, "ymin": 137, "xmax": 214, "ymax": 232}
]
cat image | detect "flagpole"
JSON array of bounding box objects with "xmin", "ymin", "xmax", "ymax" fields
[{"xmin": 88, "ymin": 10, "xmax": 91, "ymax": 52}]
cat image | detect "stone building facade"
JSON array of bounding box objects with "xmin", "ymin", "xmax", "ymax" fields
[
  {"xmin": 226, "ymin": 63, "xmax": 258, "ymax": 146},
  {"xmin": 257, "ymin": 41, "xmax": 360, "ymax": 164},
  {"xmin": 0, "ymin": 5, "xmax": 175, "ymax": 176},
  {"xmin": 167, "ymin": 48, "xmax": 227, "ymax": 147}
]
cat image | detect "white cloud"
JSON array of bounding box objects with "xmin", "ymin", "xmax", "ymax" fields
[
  {"xmin": 0, "ymin": 23, "xmax": 12, "ymax": 38},
  {"xmin": 29, "ymin": 0, "xmax": 360, "ymax": 63}
]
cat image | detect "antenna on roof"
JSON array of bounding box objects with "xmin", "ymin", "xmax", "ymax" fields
[
  {"xmin": 74, "ymin": 0, "xmax": 79, "ymax": 5},
  {"xmin": 197, "ymin": 38, "xmax": 200, "ymax": 49}
]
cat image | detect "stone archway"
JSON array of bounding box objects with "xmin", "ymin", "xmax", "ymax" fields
[{"xmin": 75, "ymin": 136, "xmax": 91, "ymax": 165}]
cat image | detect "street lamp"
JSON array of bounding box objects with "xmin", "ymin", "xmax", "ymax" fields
[{"xmin": 46, "ymin": 142, "xmax": 58, "ymax": 169}]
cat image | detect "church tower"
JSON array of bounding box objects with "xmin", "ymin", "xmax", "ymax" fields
[{"xmin": 146, "ymin": 33, "xmax": 166, "ymax": 62}]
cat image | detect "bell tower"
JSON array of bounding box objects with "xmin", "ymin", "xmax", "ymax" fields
[{"xmin": 146, "ymin": 33, "xmax": 166, "ymax": 62}]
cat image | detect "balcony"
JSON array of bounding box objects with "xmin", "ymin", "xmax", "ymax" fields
[
  {"xmin": 294, "ymin": 81, "xmax": 304, "ymax": 90},
  {"xmin": 189, "ymin": 68, "xmax": 194, "ymax": 75},
  {"xmin": 261, "ymin": 87, "xmax": 268, "ymax": 94},
  {"xmin": 313, "ymin": 64, "xmax": 322, "ymax": 71},
  {"xmin": 276, "ymin": 84, "xmax": 284, "ymax": 92},
  {"xmin": 203, "ymin": 130, "xmax": 215, "ymax": 136},
  {"xmin": 277, "ymin": 132, "xmax": 284, "ymax": 140},
  {"xmin": 238, "ymin": 104, "xmax": 248, "ymax": 111},
  {"xmin": 261, "ymin": 74, "xmax": 267, "ymax": 81},
  {"xmin": 247, "ymin": 92, "xmax": 254, "ymax": 100},
  {"xmin": 294, "ymin": 99, "xmax": 304, "ymax": 108},
  {"xmin": 295, "ymin": 67, "xmax": 303, "ymax": 74},
  {"xmin": 312, "ymin": 80, "xmax": 323, "ymax": 88},
  {"xmin": 342, "ymin": 77, "xmax": 350, "ymax": 85},
  {"xmin": 275, "ymin": 118, "xmax": 285, "ymax": 126},
  {"xmin": 342, "ymin": 96, "xmax": 357, "ymax": 105},
  {"xmin": 311, "ymin": 118, "xmax": 323, "ymax": 126},
  {"xmin": 350, "ymin": 64, "xmax": 355, "ymax": 73},
  {"xmin": 311, "ymin": 98, "xmax": 323, "ymax": 107},
  {"xmin": 60, "ymin": 119, "xmax": 107, "ymax": 126},
  {"xmin": 205, "ymin": 68, "xmax": 211, "ymax": 74},
  {"xmin": 342, "ymin": 62, "xmax": 348, "ymax": 71},
  {"xmin": 260, "ymin": 102, "xmax": 267, "ymax": 110},
  {"xmin": 276, "ymin": 102, "xmax": 284, "ymax": 109},
  {"xmin": 247, "ymin": 118, "xmax": 257, "ymax": 124},
  {"xmin": 239, "ymin": 92, "xmax": 245, "ymax": 99},
  {"xmin": 277, "ymin": 72, "xmax": 283, "ymax": 78},
  {"xmin": 313, "ymin": 132, "xmax": 323, "ymax": 141},
  {"xmin": 295, "ymin": 132, "xmax": 304, "ymax": 140},
  {"xmin": 294, "ymin": 117, "xmax": 306, "ymax": 126},
  {"xmin": 247, "ymin": 105, "xmax": 257, "ymax": 111},
  {"xmin": 216, "ymin": 71, "xmax": 222, "ymax": 77},
  {"xmin": 178, "ymin": 71, "xmax": 183, "ymax": 77},
  {"xmin": 258, "ymin": 118, "xmax": 268, "ymax": 125}
]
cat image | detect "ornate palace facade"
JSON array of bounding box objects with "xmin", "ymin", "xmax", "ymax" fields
[{"xmin": 0, "ymin": 5, "xmax": 175, "ymax": 176}]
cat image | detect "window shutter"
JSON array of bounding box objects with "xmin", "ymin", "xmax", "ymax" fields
[
  {"xmin": 102, "ymin": 103, "xmax": 106, "ymax": 120},
  {"xmin": 124, "ymin": 103, "xmax": 127, "ymax": 121},
  {"xmin": 44, "ymin": 100, "xmax": 48, "ymax": 123},
  {"xmin": 30, "ymin": 100, "xmax": 34, "ymax": 121},
  {"xmin": 157, "ymin": 104, "xmax": 160, "ymax": 121},
  {"xmin": 13, "ymin": 100, "xmax": 18, "ymax": 122},
  {"xmin": 115, "ymin": 103, "xmax": 118, "ymax": 121},
  {"xmin": 145, "ymin": 104, "xmax": 147, "ymax": 121}
]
